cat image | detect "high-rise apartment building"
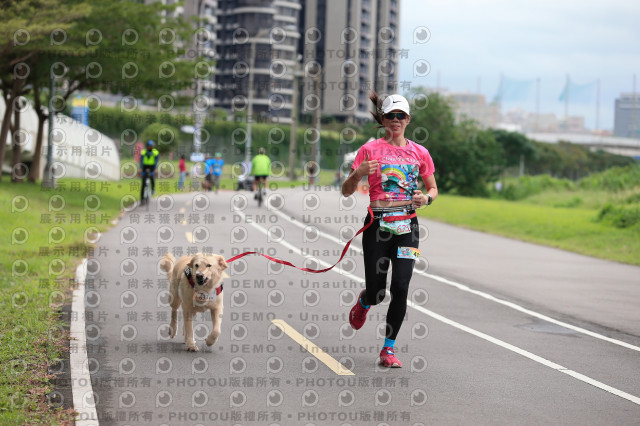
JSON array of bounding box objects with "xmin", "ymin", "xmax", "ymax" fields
[
  {"xmin": 302, "ymin": 0, "xmax": 400, "ymax": 123},
  {"xmin": 614, "ymin": 93, "xmax": 640, "ymax": 138},
  {"xmin": 214, "ymin": 0, "xmax": 302, "ymax": 124},
  {"xmin": 147, "ymin": 0, "xmax": 218, "ymax": 105},
  {"xmin": 149, "ymin": 0, "xmax": 400, "ymax": 124}
]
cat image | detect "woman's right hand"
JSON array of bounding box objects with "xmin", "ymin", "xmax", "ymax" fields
[{"xmin": 355, "ymin": 153, "xmax": 378, "ymax": 177}]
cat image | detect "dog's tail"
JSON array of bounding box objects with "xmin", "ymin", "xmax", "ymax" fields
[{"xmin": 160, "ymin": 253, "xmax": 175, "ymax": 278}]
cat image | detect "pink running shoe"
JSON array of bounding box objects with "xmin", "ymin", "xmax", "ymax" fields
[
  {"xmin": 379, "ymin": 346, "xmax": 402, "ymax": 368},
  {"xmin": 349, "ymin": 290, "xmax": 370, "ymax": 330}
]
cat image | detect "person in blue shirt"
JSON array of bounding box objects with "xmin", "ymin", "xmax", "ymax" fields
[
  {"xmin": 203, "ymin": 152, "xmax": 224, "ymax": 193},
  {"xmin": 210, "ymin": 152, "xmax": 224, "ymax": 193},
  {"xmin": 139, "ymin": 140, "xmax": 159, "ymax": 204}
]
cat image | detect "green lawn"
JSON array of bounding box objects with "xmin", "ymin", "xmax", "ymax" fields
[
  {"xmin": 422, "ymin": 193, "xmax": 640, "ymax": 265},
  {"xmin": 1, "ymin": 180, "xmax": 132, "ymax": 424}
]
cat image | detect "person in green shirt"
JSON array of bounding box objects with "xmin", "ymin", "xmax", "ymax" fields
[{"xmin": 251, "ymin": 147, "xmax": 271, "ymax": 198}]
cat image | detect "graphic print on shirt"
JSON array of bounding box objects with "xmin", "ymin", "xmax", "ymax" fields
[{"xmin": 380, "ymin": 163, "xmax": 419, "ymax": 200}]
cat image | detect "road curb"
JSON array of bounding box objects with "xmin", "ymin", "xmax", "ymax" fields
[{"xmin": 70, "ymin": 259, "xmax": 99, "ymax": 425}]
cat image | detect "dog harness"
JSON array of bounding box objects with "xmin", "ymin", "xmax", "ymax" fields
[{"xmin": 184, "ymin": 266, "xmax": 223, "ymax": 295}]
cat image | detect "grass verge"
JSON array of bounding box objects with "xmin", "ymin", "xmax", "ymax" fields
[
  {"xmin": 0, "ymin": 180, "xmax": 133, "ymax": 424},
  {"xmin": 421, "ymin": 193, "xmax": 640, "ymax": 266}
]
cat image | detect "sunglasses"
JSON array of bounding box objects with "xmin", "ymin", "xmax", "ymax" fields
[{"xmin": 384, "ymin": 112, "xmax": 407, "ymax": 120}]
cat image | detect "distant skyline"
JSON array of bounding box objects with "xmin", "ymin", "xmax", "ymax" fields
[{"xmin": 398, "ymin": 0, "xmax": 640, "ymax": 131}]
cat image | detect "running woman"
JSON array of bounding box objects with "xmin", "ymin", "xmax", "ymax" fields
[{"xmin": 341, "ymin": 93, "xmax": 438, "ymax": 368}]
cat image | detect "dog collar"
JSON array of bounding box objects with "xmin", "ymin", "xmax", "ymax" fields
[{"xmin": 184, "ymin": 266, "xmax": 223, "ymax": 295}]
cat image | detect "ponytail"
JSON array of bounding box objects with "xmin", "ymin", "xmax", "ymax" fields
[{"xmin": 369, "ymin": 91, "xmax": 384, "ymax": 127}]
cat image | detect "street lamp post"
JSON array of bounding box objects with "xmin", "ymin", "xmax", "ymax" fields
[
  {"xmin": 193, "ymin": 0, "xmax": 206, "ymax": 155},
  {"xmin": 244, "ymin": 40, "xmax": 256, "ymax": 166},
  {"xmin": 42, "ymin": 71, "xmax": 56, "ymax": 189},
  {"xmin": 308, "ymin": 66, "xmax": 322, "ymax": 184},
  {"xmin": 244, "ymin": 29, "xmax": 270, "ymax": 166},
  {"xmin": 288, "ymin": 56, "xmax": 302, "ymax": 181}
]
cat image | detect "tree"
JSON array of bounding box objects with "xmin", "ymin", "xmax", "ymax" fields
[
  {"xmin": 140, "ymin": 123, "xmax": 179, "ymax": 154},
  {"xmin": 491, "ymin": 129, "xmax": 538, "ymax": 173},
  {"xmin": 405, "ymin": 89, "xmax": 505, "ymax": 195},
  {"xmin": 0, "ymin": 0, "xmax": 90, "ymax": 181},
  {"xmin": 24, "ymin": 0, "xmax": 203, "ymax": 181},
  {"xmin": 451, "ymin": 121, "xmax": 504, "ymax": 195}
]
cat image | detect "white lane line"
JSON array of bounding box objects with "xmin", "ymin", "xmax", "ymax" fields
[
  {"xmin": 235, "ymin": 208, "xmax": 640, "ymax": 406},
  {"xmin": 71, "ymin": 259, "xmax": 100, "ymax": 425},
  {"xmin": 408, "ymin": 301, "xmax": 640, "ymax": 406},
  {"xmin": 268, "ymin": 207, "xmax": 640, "ymax": 353}
]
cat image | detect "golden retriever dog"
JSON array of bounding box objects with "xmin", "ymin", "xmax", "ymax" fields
[{"xmin": 160, "ymin": 252, "xmax": 228, "ymax": 351}]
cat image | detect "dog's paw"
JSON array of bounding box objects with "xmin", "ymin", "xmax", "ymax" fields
[
  {"xmin": 169, "ymin": 325, "xmax": 177, "ymax": 339},
  {"xmin": 205, "ymin": 335, "xmax": 218, "ymax": 347},
  {"xmin": 186, "ymin": 344, "xmax": 199, "ymax": 352}
]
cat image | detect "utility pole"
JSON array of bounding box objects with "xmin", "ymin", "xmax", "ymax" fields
[
  {"xmin": 564, "ymin": 74, "xmax": 570, "ymax": 122},
  {"xmin": 309, "ymin": 67, "xmax": 321, "ymax": 184},
  {"xmin": 595, "ymin": 79, "xmax": 600, "ymax": 133},
  {"xmin": 193, "ymin": 0, "xmax": 207, "ymax": 155},
  {"xmin": 632, "ymin": 74, "xmax": 637, "ymax": 139},
  {"xmin": 288, "ymin": 56, "xmax": 302, "ymax": 181},
  {"xmin": 42, "ymin": 71, "xmax": 56, "ymax": 189},
  {"xmin": 535, "ymin": 77, "xmax": 540, "ymax": 132},
  {"xmin": 244, "ymin": 40, "xmax": 256, "ymax": 166}
]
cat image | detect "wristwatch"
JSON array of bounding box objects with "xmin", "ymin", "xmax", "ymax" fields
[{"xmin": 426, "ymin": 194, "xmax": 433, "ymax": 205}]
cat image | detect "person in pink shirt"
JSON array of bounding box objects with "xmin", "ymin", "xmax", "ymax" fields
[
  {"xmin": 178, "ymin": 154, "xmax": 186, "ymax": 191},
  {"xmin": 342, "ymin": 93, "xmax": 438, "ymax": 368}
]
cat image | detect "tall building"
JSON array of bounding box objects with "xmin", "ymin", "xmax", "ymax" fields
[
  {"xmin": 214, "ymin": 0, "xmax": 302, "ymax": 124},
  {"xmin": 148, "ymin": 0, "xmax": 218, "ymax": 106},
  {"xmin": 614, "ymin": 93, "xmax": 640, "ymax": 138},
  {"xmin": 302, "ymin": 0, "xmax": 400, "ymax": 123}
]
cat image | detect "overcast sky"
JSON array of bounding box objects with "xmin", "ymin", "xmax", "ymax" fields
[{"xmin": 398, "ymin": 0, "xmax": 640, "ymax": 131}]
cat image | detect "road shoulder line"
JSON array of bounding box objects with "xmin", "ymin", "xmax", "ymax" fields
[{"xmin": 70, "ymin": 259, "xmax": 99, "ymax": 425}]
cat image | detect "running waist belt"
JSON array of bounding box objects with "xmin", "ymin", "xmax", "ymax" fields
[{"xmin": 226, "ymin": 206, "xmax": 380, "ymax": 273}]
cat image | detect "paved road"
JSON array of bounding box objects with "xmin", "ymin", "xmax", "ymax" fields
[{"xmin": 84, "ymin": 186, "xmax": 640, "ymax": 425}]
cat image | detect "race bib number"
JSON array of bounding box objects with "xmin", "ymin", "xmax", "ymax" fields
[
  {"xmin": 397, "ymin": 246, "xmax": 420, "ymax": 260},
  {"xmin": 379, "ymin": 211, "xmax": 412, "ymax": 235}
]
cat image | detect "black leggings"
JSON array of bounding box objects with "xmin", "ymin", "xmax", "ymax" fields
[{"xmin": 361, "ymin": 213, "xmax": 419, "ymax": 341}]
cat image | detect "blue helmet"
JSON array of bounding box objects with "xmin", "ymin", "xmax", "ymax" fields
[{"xmin": 147, "ymin": 140, "xmax": 154, "ymax": 147}]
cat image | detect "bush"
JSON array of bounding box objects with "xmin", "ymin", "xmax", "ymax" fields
[
  {"xmin": 597, "ymin": 203, "xmax": 640, "ymax": 228},
  {"xmin": 499, "ymin": 175, "xmax": 576, "ymax": 201},
  {"xmin": 580, "ymin": 164, "xmax": 640, "ymax": 192},
  {"xmin": 140, "ymin": 123, "xmax": 180, "ymax": 154}
]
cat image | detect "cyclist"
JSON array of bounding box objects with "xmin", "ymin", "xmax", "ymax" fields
[
  {"xmin": 251, "ymin": 147, "xmax": 271, "ymax": 199},
  {"xmin": 140, "ymin": 140, "xmax": 159, "ymax": 204}
]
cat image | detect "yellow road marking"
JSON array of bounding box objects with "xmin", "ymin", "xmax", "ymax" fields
[
  {"xmin": 270, "ymin": 319, "xmax": 355, "ymax": 376},
  {"xmin": 179, "ymin": 207, "xmax": 187, "ymax": 225}
]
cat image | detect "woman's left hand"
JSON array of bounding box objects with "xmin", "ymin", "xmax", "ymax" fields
[{"xmin": 412, "ymin": 190, "xmax": 428, "ymax": 209}]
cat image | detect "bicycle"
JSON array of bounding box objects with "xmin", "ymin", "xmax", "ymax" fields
[
  {"xmin": 256, "ymin": 179, "xmax": 264, "ymax": 207},
  {"xmin": 141, "ymin": 171, "xmax": 152, "ymax": 209}
]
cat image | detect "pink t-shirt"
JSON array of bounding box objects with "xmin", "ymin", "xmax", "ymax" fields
[{"xmin": 351, "ymin": 138, "xmax": 435, "ymax": 202}]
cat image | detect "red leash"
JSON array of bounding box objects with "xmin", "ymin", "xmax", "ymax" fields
[{"xmin": 226, "ymin": 207, "xmax": 376, "ymax": 273}]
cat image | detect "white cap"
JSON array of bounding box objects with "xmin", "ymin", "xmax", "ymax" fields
[{"xmin": 382, "ymin": 94, "xmax": 410, "ymax": 115}]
